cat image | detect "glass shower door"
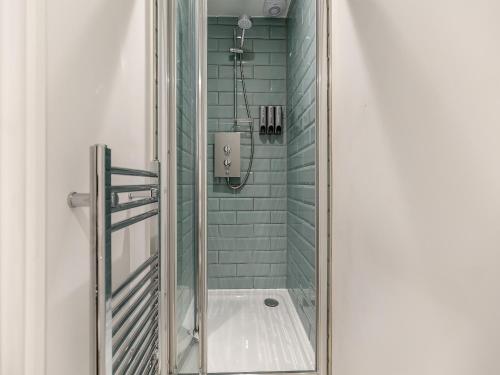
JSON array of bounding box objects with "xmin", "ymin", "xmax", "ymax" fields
[
  {"xmin": 168, "ymin": 0, "xmax": 328, "ymax": 373},
  {"xmin": 202, "ymin": 0, "xmax": 328, "ymax": 374},
  {"xmin": 171, "ymin": 0, "xmax": 200, "ymax": 373}
]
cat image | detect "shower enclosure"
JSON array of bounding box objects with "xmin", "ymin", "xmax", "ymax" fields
[{"xmin": 163, "ymin": 0, "xmax": 329, "ymax": 374}]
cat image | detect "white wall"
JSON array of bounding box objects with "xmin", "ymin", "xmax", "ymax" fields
[
  {"xmin": 0, "ymin": 0, "xmax": 46, "ymax": 373},
  {"xmin": 332, "ymin": 1, "xmax": 500, "ymax": 374},
  {"xmin": 45, "ymin": 0, "xmax": 153, "ymax": 374}
]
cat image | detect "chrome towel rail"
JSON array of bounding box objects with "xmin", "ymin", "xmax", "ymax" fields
[
  {"xmin": 67, "ymin": 144, "xmax": 161, "ymax": 375},
  {"xmin": 112, "ymin": 197, "xmax": 158, "ymax": 213},
  {"xmin": 112, "ymin": 289, "xmax": 158, "ymax": 338},
  {"xmin": 111, "ymin": 166, "xmax": 159, "ymax": 178},
  {"xmin": 111, "ymin": 184, "xmax": 159, "ymax": 194},
  {"xmin": 111, "ymin": 209, "xmax": 159, "ymax": 233},
  {"xmin": 126, "ymin": 328, "xmax": 159, "ymax": 374},
  {"xmin": 112, "ymin": 269, "xmax": 158, "ymax": 316},
  {"xmin": 113, "ymin": 313, "xmax": 159, "ymax": 373},
  {"xmin": 112, "ymin": 254, "xmax": 159, "ymax": 298}
]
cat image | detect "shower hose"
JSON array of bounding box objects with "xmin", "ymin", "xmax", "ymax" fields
[{"xmin": 226, "ymin": 52, "xmax": 254, "ymax": 190}]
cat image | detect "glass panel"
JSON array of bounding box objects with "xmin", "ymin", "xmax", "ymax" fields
[
  {"xmin": 176, "ymin": 0, "xmax": 198, "ymax": 373},
  {"xmin": 205, "ymin": 0, "xmax": 317, "ymax": 372},
  {"xmin": 286, "ymin": 0, "xmax": 318, "ymax": 362}
]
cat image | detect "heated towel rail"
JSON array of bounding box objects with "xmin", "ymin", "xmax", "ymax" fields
[{"xmin": 68, "ymin": 144, "xmax": 161, "ymax": 375}]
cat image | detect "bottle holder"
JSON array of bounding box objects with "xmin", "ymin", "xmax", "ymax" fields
[
  {"xmin": 267, "ymin": 106, "xmax": 275, "ymax": 134},
  {"xmin": 259, "ymin": 106, "xmax": 267, "ymax": 135},
  {"xmin": 275, "ymin": 106, "xmax": 283, "ymax": 135},
  {"xmin": 259, "ymin": 105, "xmax": 285, "ymax": 136}
]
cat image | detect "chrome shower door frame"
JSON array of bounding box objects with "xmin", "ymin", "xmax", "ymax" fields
[
  {"xmin": 195, "ymin": 0, "xmax": 331, "ymax": 373},
  {"xmin": 162, "ymin": 0, "xmax": 331, "ymax": 373},
  {"xmin": 165, "ymin": 0, "xmax": 178, "ymax": 370},
  {"xmin": 315, "ymin": 0, "xmax": 330, "ymax": 374},
  {"xmin": 196, "ymin": 0, "xmax": 208, "ymax": 374},
  {"xmin": 164, "ymin": 0, "xmax": 205, "ymax": 373}
]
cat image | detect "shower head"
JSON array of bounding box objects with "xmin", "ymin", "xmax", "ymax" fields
[
  {"xmin": 237, "ymin": 15, "xmax": 252, "ymax": 48},
  {"xmin": 238, "ymin": 14, "xmax": 253, "ymax": 30}
]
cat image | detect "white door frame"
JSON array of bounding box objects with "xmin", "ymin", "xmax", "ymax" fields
[{"xmin": 0, "ymin": 0, "xmax": 47, "ymax": 374}]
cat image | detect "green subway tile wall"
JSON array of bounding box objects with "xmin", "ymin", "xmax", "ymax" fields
[
  {"xmin": 286, "ymin": 0, "xmax": 317, "ymax": 347},
  {"xmin": 207, "ymin": 17, "xmax": 288, "ymax": 289}
]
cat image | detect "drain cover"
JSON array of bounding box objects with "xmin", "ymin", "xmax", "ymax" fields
[{"xmin": 264, "ymin": 298, "xmax": 279, "ymax": 307}]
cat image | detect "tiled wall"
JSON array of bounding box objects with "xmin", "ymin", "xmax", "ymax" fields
[
  {"xmin": 286, "ymin": 0, "xmax": 317, "ymax": 346},
  {"xmin": 207, "ymin": 7, "xmax": 317, "ymax": 345},
  {"xmin": 207, "ymin": 17, "xmax": 288, "ymax": 289},
  {"xmin": 176, "ymin": 0, "xmax": 197, "ymax": 359}
]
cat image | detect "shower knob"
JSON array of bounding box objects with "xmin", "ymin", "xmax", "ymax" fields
[
  {"xmin": 224, "ymin": 159, "xmax": 231, "ymax": 167},
  {"xmin": 223, "ymin": 145, "xmax": 231, "ymax": 154}
]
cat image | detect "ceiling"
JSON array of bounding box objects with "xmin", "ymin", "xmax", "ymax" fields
[{"xmin": 208, "ymin": 0, "xmax": 289, "ymax": 18}]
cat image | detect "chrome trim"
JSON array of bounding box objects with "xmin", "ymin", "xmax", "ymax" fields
[
  {"xmin": 135, "ymin": 344, "xmax": 159, "ymax": 375},
  {"xmin": 110, "ymin": 184, "xmax": 159, "ymax": 194},
  {"xmin": 133, "ymin": 335, "xmax": 159, "ymax": 375},
  {"xmin": 149, "ymin": 359, "xmax": 160, "ymax": 375},
  {"xmin": 112, "ymin": 293, "xmax": 159, "ymax": 341},
  {"xmin": 156, "ymin": 0, "xmax": 170, "ymax": 370},
  {"xmin": 150, "ymin": 160, "xmax": 162, "ymax": 374},
  {"xmin": 67, "ymin": 192, "xmax": 90, "ymax": 208},
  {"xmin": 326, "ymin": 1, "xmax": 334, "ymax": 374},
  {"xmin": 156, "ymin": 4, "xmax": 170, "ymax": 371},
  {"xmin": 232, "ymin": 118, "xmax": 253, "ymax": 123},
  {"xmin": 167, "ymin": 0, "xmax": 178, "ymax": 372},
  {"xmin": 112, "ymin": 311, "xmax": 158, "ymax": 371},
  {"xmin": 111, "ymin": 166, "xmax": 159, "ymax": 178},
  {"xmin": 111, "ymin": 209, "xmax": 159, "ymax": 232},
  {"xmin": 111, "ymin": 196, "xmax": 158, "ymax": 213},
  {"xmin": 112, "ymin": 254, "xmax": 158, "ymax": 298},
  {"xmin": 112, "ymin": 283, "xmax": 159, "ymax": 336},
  {"xmin": 112, "ymin": 271, "xmax": 158, "ymax": 316},
  {"xmin": 113, "ymin": 305, "xmax": 158, "ymax": 353},
  {"xmin": 207, "ymin": 372, "xmax": 319, "ymax": 375},
  {"xmin": 197, "ymin": 0, "xmax": 208, "ymax": 374},
  {"xmin": 128, "ymin": 189, "xmax": 158, "ymax": 200},
  {"xmin": 90, "ymin": 144, "xmax": 112, "ymax": 375},
  {"xmin": 316, "ymin": 0, "xmax": 329, "ymax": 374},
  {"xmin": 233, "ymin": 28, "xmax": 237, "ymax": 121},
  {"xmin": 121, "ymin": 326, "xmax": 157, "ymax": 374},
  {"xmin": 152, "ymin": 0, "xmax": 160, "ymax": 162}
]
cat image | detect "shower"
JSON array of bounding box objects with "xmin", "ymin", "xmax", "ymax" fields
[
  {"xmin": 226, "ymin": 15, "xmax": 254, "ymax": 190},
  {"xmin": 173, "ymin": 1, "xmax": 328, "ymax": 373}
]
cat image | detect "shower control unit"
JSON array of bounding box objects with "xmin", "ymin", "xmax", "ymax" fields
[{"xmin": 215, "ymin": 132, "xmax": 241, "ymax": 178}]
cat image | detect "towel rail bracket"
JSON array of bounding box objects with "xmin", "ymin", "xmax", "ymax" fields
[{"xmin": 67, "ymin": 192, "xmax": 90, "ymax": 208}]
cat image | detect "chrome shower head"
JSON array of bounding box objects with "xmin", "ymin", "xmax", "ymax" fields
[
  {"xmin": 237, "ymin": 15, "xmax": 252, "ymax": 48},
  {"xmin": 238, "ymin": 14, "xmax": 253, "ymax": 30}
]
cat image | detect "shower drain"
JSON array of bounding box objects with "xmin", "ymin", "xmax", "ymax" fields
[{"xmin": 264, "ymin": 298, "xmax": 279, "ymax": 307}]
